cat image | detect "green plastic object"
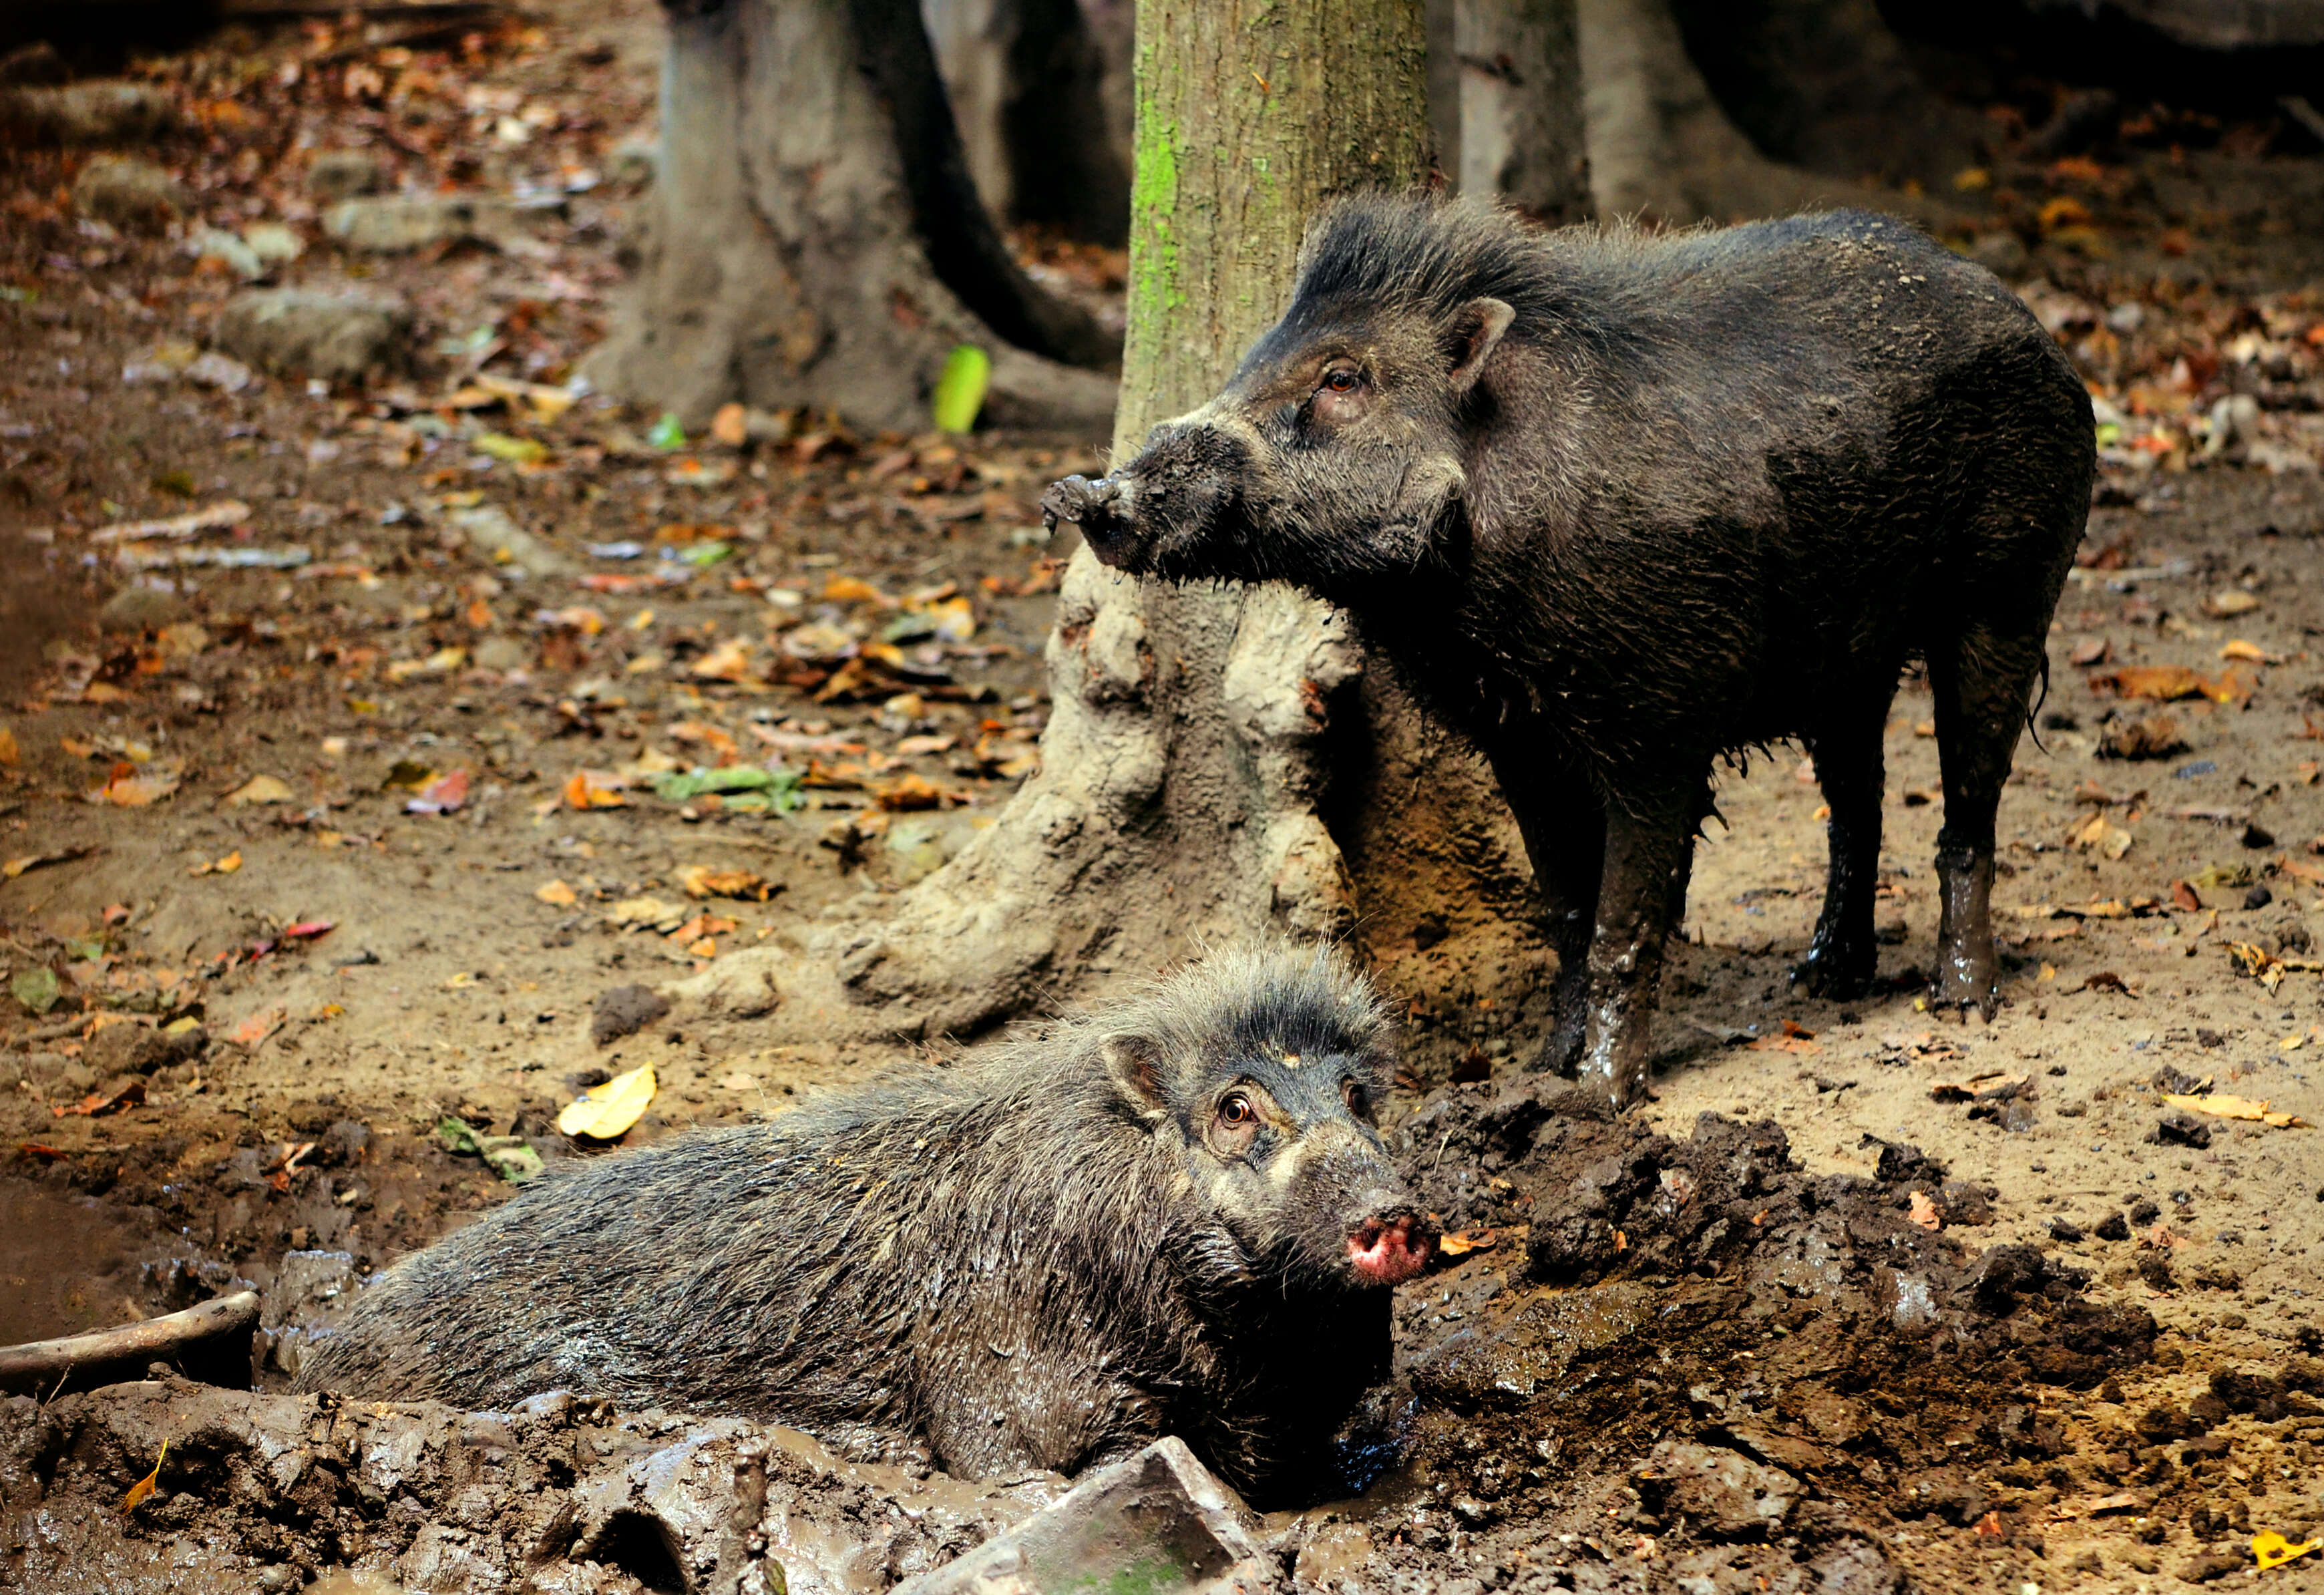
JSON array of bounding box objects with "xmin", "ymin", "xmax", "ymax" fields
[{"xmin": 932, "ymin": 345, "xmax": 990, "ymax": 434}]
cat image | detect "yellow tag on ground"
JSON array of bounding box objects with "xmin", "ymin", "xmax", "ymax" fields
[
  {"xmin": 2255, "ymin": 1532, "xmax": 2321, "ymax": 1571},
  {"xmin": 558, "ymin": 1063, "xmax": 656, "ymax": 1140}
]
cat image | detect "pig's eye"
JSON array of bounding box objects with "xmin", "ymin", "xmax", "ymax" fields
[
  {"xmin": 1219, "ymin": 1093, "xmax": 1256, "ymax": 1125},
  {"xmin": 1321, "ymin": 367, "xmax": 1362, "ymax": 393},
  {"xmin": 1343, "ymin": 1079, "xmax": 1371, "ymax": 1119}
]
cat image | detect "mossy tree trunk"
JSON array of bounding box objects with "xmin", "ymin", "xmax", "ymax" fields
[
  {"xmin": 683, "ymin": 0, "xmax": 1554, "ymax": 1080},
  {"xmin": 584, "ymin": 0, "xmax": 1118, "ymax": 434}
]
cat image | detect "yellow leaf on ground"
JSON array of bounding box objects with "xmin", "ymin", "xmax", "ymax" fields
[
  {"xmin": 535, "ymin": 878, "xmax": 578, "ymax": 906},
  {"xmin": 606, "ymin": 895, "xmax": 686, "ymax": 930},
  {"xmin": 2219, "ymin": 639, "xmax": 2274, "ymax": 663},
  {"xmin": 121, "ymin": 1441, "xmax": 166, "ymax": 1513},
  {"xmin": 2255, "ymin": 1532, "xmax": 2322, "ymax": 1571},
  {"xmin": 188, "ymin": 850, "xmax": 242, "ymax": 876},
  {"xmin": 558, "ymin": 1063, "xmax": 656, "ymax": 1140},
  {"xmin": 226, "ymin": 774, "xmax": 295, "ymax": 806},
  {"xmin": 0, "ymin": 727, "xmax": 16, "ymax": 765},
  {"xmin": 689, "ymin": 637, "xmax": 755, "ymax": 682},
  {"xmin": 1438, "ymin": 1228, "xmax": 1497, "ymax": 1257},
  {"xmin": 2162, "ymin": 1092, "xmax": 2309, "ymax": 1129}
]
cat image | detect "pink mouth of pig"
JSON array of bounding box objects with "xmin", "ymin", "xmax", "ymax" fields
[{"xmin": 1346, "ymin": 1214, "xmax": 1432, "ymax": 1286}]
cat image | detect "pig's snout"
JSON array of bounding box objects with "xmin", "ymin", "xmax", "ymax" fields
[
  {"xmin": 1040, "ymin": 474, "xmax": 1137, "ymax": 565},
  {"xmin": 1346, "ymin": 1212, "xmax": 1433, "ymax": 1287}
]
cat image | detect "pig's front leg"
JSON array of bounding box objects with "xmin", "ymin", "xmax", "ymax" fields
[
  {"xmin": 1485, "ymin": 744, "xmax": 1606, "ymax": 1079},
  {"xmin": 1576, "ymin": 782, "xmax": 1704, "ymax": 1109}
]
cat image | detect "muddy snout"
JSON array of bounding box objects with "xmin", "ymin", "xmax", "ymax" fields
[
  {"xmin": 1040, "ymin": 472, "xmax": 1137, "ymax": 564},
  {"xmin": 1346, "ymin": 1209, "xmax": 1434, "ymax": 1288},
  {"xmin": 1040, "ymin": 421, "xmax": 1252, "ymax": 576}
]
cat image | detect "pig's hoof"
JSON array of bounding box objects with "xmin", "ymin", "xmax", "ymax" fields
[
  {"xmin": 1927, "ymin": 972, "xmax": 1999, "ymax": 1022},
  {"xmin": 1789, "ymin": 946, "xmax": 1873, "ymax": 1001}
]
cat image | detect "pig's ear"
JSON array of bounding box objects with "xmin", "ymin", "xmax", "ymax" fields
[
  {"xmin": 1448, "ymin": 298, "xmax": 1515, "ymax": 394},
  {"xmin": 1101, "ymin": 1034, "xmax": 1171, "ymax": 1119}
]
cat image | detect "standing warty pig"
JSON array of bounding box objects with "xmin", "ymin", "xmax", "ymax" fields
[
  {"xmin": 1043, "ymin": 197, "xmax": 2094, "ymax": 1109},
  {"xmin": 297, "ymin": 945, "xmax": 1432, "ymax": 1502}
]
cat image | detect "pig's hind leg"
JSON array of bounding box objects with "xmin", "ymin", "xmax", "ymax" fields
[
  {"xmin": 1794, "ymin": 696, "xmax": 1895, "ymax": 999},
  {"xmin": 1928, "ymin": 625, "xmax": 2046, "ymax": 1019}
]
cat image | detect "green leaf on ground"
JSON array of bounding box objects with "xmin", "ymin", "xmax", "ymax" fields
[
  {"xmin": 11, "ymin": 966, "xmax": 59, "ymax": 1015},
  {"xmin": 932, "ymin": 345, "xmax": 990, "ymax": 435},
  {"xmin": 647, "ymin": 413, "xmax": 688, "ymax": 450}
]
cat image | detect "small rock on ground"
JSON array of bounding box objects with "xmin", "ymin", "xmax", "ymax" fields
[
  {"xmin": 306, "ymin": 148, "xmax": 385, "ymax": 202},
  {"xmin": 214, "ymin": 287, "xmax": 409, "ymax": 382},
  {"xmin": 71, "ymin": 155, "xmax": 188, "ymax": 230},
  {"xmin": 592, "ymin": 983, "xmax": 670, "ymax": 1047}
]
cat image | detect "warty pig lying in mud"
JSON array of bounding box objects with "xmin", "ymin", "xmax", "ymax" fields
[
  {"xmin": 297, "ymin": 945, "xmax": 1432, "ymax": 1503},
  {"xmin": 1044, "ymin": 197, "xmax": 2094, "ymax": 1109}
]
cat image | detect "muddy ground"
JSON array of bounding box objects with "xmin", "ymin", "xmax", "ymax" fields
[{"xmin": 2, "ymin": 3, "xmax": 2323, "ymax": 1592}]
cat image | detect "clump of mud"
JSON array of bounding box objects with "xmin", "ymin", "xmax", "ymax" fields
[
  {"xmin": 2, "ymin": 1371, "xmax": 1055, "ymax": 1594},
  {"xmin": 0, "ymin": 1088, "xmax": 2188, "ymax": 1595},
  {"xmin": 1270, "ymin": 1088, "xmax": 2166, "ymax": 1591}
]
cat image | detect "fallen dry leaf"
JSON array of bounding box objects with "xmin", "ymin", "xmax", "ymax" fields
[
  {"xmin": 52, "ymin": 1078, "xmax": 146, "ymax": 1118},
  {"xmin": 230, "ymin": 1005, "xmax": 287, "ymax": 1047},
  {"xmin": 2088, "ymin": 664, "xmax": 2253, "ymax": 705},
  {"xmin": 4, "ymin": 844, "xmax": 98, "ymax": 879},
  {"xmin": 677, "ymin": 864, "xmax": 773, "ymax": 900},
  {"xmin": 0, "ymin": 727, "xmax": 15, "ymax": 765},
  {"xmin": 407, "ymin": 769, "xmax": 469, "ymax": 814},
  {"xmin": 188, "ymin": 850, "xmax": 242, "ymax": 877},
  {"xmin": 564, "ymin": 769, "xmax": 630, "ymax": 809},
  {"xmin": 2161, "ymin": 1091, "xmax": 2309, "ymax": 1129},
  {"xmin": 536, "ymin": 879, "xmax": 579, "ymax": 907},
  {"xmin": 606, "ymin": 895, "xmax": 687, "ymax": 930},
  {"xmin": 2138, "ymin": 1224, "xmax": 2193, "ymax": 1249},
  {"xmin": 1908, "ymin": 1190, "xmax": 1943, "ymax": 1231},
  {"xmin": 557, "ymin": 1062, "xmax": 656, "ymax": 1140},
  {"xmin": 2203, "ymin": 589, "xmax": 2261, "ymax": 618},
  {"xmin": 93, "ymin": 498, "xmax": 250, "ymax": 543},
  {"xmin": 120, "ymin": 1441, "xmax": 168, "ymax": 1513},
  {"xmin": 225, "ymin": 774, "xmax": 295, "ymax": 806},
  {"xmin": 874, "ymin": 771, "xmax": 952, "ymax": 811},
  {"xmin": 89, "ymin": 763, "xmax": 180, "ymax": 806},
  {"xmin": 689, "ymin": 638, "xmax": 756, "ymax": 682},
  {"xmin": 1438, "ymin": 1228, "xmax": 1497, "ymax": 1257}
]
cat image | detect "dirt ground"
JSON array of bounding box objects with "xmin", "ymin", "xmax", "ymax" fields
[{"xmin": 1, "ymin": 4, "xmax": 2322, "ymax": 1593}]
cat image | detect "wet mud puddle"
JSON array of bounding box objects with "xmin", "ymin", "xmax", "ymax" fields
[{"xmin": 0, "ymin": 1179, "xmax": 204, "ymax": 1349}]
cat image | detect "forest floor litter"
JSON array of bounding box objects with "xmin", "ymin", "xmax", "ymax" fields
[{"xmin": 1, "ymin": 3, "xmax": 2323, "ymax": 1592}]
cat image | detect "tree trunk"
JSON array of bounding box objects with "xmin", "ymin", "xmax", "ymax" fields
[
  {"xmin": 680, "ymin": 0, "xmax": 1553, "ymax": 1082},
  {"xmin": 1669, "ymin": 0, "xmax": 1985, "ymax": 190},
  {"xmin": 584, "ymin": 0, "xmax": 1118, "ymax": 435},
  {"xmin": 1455, "ymin": 0, "xmax": 1590, "ymax": 222},
  {"xmin": 1577, "ymin": 0, "xmax": 1967, "ymax": 227},
  {"xmin": 921, "ymin": 0, "xmax": 1131, "ymax": 244}
]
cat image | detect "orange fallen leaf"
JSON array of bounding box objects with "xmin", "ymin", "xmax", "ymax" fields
[
  {"xmin": 2219, "ymin": 639, "xmax": 2274, "ymax": 663},
  {"xmin": 677, "ymin": 864, "xmax": 772, "ymax": 900},
  {"xmin": 1909, "ymin": 1190, "xmax": 1942, "ymax": 1232},
  {"xmin": 0, "ymin": 727, "xmax": 15, "ymax": 765},
  {"xmin": 874, "ymin": 771, "xmax": 950, "ymax": 812},
  {"xmin": 535, "ymin": 878, "xmax": 578, "ymax": 907},
  {"xmin": 2088, "ymin": 665, "xmax": 2251, "ymax": 704},
  {"xmin": 1438, "ymin": 1228, "xmax": 1497, "ymax": 1257},
  {"xmin": 230, "ymin": 1005, "xmax": 286, "ymax": 1047},
  {"xmin": 711, "ymin": 401, "xmax": 748, "ymax": 448},
  {"xmin": 53, "ymin": 1078, "xmax": 146, "ymax": 1118},
  {"xmin": 89, "ymin": 763, "xmax": 180, "ymax": 806},
  {"xmin": 564, "ymin": 769, "xmax": 630, "ymax": 810},
  {"xmin": 121, "ymin": 1441, "xmax": 166, "ymax": 1513},
  {"xmin": 1973, "ymin": 1511, "xmax": 2005, "ymax": 1539}
]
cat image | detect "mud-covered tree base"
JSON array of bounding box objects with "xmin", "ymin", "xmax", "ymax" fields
[{"xmin": 678, "ymin": 0, "xmax": 1559, "ymax": 1069}]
